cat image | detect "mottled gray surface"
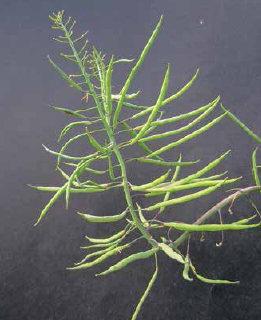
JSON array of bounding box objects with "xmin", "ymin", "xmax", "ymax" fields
[{"xmin": 1, "ymin": 0, "xmax": 261, "ymax": 319}]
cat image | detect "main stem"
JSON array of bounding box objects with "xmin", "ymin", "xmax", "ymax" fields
[{"xmin": 61, "ymin": 19, "xmax": 157, "ymax": 248}]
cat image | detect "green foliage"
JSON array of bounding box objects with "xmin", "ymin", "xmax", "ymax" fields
[{"xmin": 32, "ymin": 10, "xmax": 261, "ymax": 320}]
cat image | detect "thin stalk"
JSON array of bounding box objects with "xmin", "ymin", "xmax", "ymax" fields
[{"xmin": 59, "ymin": 17, "xmax": 156, "ymax": 248}]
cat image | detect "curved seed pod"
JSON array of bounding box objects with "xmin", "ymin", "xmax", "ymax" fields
[
  {"xmin": 146, "ymin": 179, "xmax": 226, "ymax": 211},
  {"xmin": 132, "ymin": 97, "xmax": 218, "ymax": 128},
  {"xmin": 105, "ymin": 55, "xmax": 114, "ymax": 117},
  {"xmin": 113, "ymin": 58, "xmax": 135, "ymax": 64},
  {"xmin": 140, "ymin": 96, "xmax": 220, "ymax": 142},
  {"xmin": 67, "ymin": 242, "xmax": 133, "ymax": 270},
  {"xmin": 50, "ymin": 105, "xmax": 88, "ymax": 119},
  {"xmin": 112, "ymin": 91, "xmax": 140, "ymax": 100},
  {"xmin": 48, "ymin": 55, "xmax": 85, "ymax": 92},
  {"xmin": 96, "ymin": 247, "xmax": 159, "ymax": 276},
  {"xmin": 131, "ymin": 170, "xmax": 171, "ymax": 191},
  {"xmin": 29, "ymin": 185, "xmax": 105, "ymax": 193},
  {"xmin": 158, "ymin": 243, "xmax": 184, "ymax": 264},
  {"xmin": 252, "ymin": 147, "xmax": 261, "ymax": 187},
  {"xmin": 113, "ymin": 15, "xmax": 163, "ymax": 129},
  {"xmin": 136, "ymin": 203, "xmax": 149, "ymax": 227},
  {"xmin": 182, "ymin": 255, "xmax": 193, "ymax": 282},
  {"xmin": 192, "ymin": 171, "xmax": 228, "ymax": 182},
  {"xmin": 150, "ymin": 150, "xmax": 230, "ymax": 191},
  {"xmin": 86, "ymin": 229, "xmax": 126, "ymax": 244},
  {"xmin": 190, "ymin": 263, "xmax": 239, "ymax": 284},
  {"xmin": 232, "ymin": 215, "xmax": 257, "ymax": 225},
  {"xmin": 145, "ymin": 177, "xmax": 241, "ymax": 195},
  {"xmin": 85, "ymin": 128, "xmax": 106, "ymax": 153},
  {"xmin": 63, "ymin": 162, "xmax": 106, "ymax": 175},
  {"xmin": 147, "ymin": 113, "xmax": 227, "ymax": 158},
  {"xmin": 58, "ymin": 121, "xmax": 96, "ymax": 141},
  {"xmin": 134, "ymin": 158, "xmax": 199, "ymax": 166},
  {"xmin": 131, "ymin": 263, "xmax": 158, "ymax": 320},
  {"xmin": 77, "ymin": 207, "xmax": 128, "ymax": 223},
  {"xmin": 66, "ymin": 158, "xmax": 94, "ymax": 207},
  {"xmin": 34, "ymin": 182, "xmax": 68, "ymax": 226},
  {"xmin": 57, "ymin": 133, "xmax": 87, "ymax": 168},
  {"xmin": 221, "ymin": 104, "xmax": 261, "ymax": 144},
  {"xmin": 42, "ymin": 144, "xmax": 98, "ymax": 161},
  {"xmin": 80, "ymin": 238, "xmax": 122, "ymax": 250},
  {"xmin": 161, "ymin": 68, "xmax": 199, "ymax": 106},
  {"xmin": 130, "ymin": 64, "xmax": 170, "ymax": 145},
  {"xmin": 75, "ymin": 243, "xmax": 119, "ymax": 266},
  {"xmin": 163, "ymin": 221, "xmax": 261, "ymax": 231}
]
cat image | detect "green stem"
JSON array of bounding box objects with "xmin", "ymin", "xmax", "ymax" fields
[{"xmin": 60, "ymin": 17, "xmax": 156, "ymax": 248}]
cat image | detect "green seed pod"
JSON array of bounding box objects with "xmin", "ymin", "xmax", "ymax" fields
[
  {"xmin": 159, "ymin": 243, "xmax": 184, "ymax": 264},
  {"xmin": 96, "ymin": 248, "xmax": 159, "ymax": 276},
  {"xmin": 131, "ymin": 170, "xmax": 171, "ymax": 191},
  {"xmin": 163, "ymin": 221, "xmax": 261, "ymax": 231},
  {"xmin": 77, "ymin": 207, "xmax": 128, "ymax": 223},
  {"xmin": 86, "ymin": 229, "xmax": 126, "ymax": 244}
]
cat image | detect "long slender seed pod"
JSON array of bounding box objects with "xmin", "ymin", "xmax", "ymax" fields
[
  {"xmin": 74, "ymin": 243, "xmax": 119, "ymax": 266},
  {"xmin": 131, "ymin": 170, "xmax": 171, "ymax": 191},
  {"xmin": 134, "ymin": 158, "xmax": 199, "ymax": 166},
  {"xmin": 68, "ymin": 242, "xmax": 133, "ymax": 270},
  {"xmin": 66, "ymin": 158, "xmax": 94, "ymax": 207},
  {"xmin": 112, "ymin": 15, "xmax": 163, "ymax": 129},
  {"xmin": 147, "ymin": 151, "xmax": 230, "ymax": 194},
  {"xmin": 146, "ymin": 179, "xmax": 226, "ymax": 211},
  {"xmin": 145, "ymin": 177, "xmax": 241, "ymax": 195},
  {"xmin": 85, "ymin": 128, "xmax": 106, "ymax": 153},
  {"xmin": 163, "ymin": 221, "xmax": 261, "ymax": 231},
  {"xmin": 34, "ymin": 182, "xmax": 68, "ymax": 226},
  {"xmin": 86, "ymin": 229, "xmax": 126, "ymax": 244},
  {"xmin": 131, "ymin": 262, "xmax": 158, "ymax": 320},
  {"xmin": 57, "ymin": 133, "xmax": 87, "ymax": 168},
  {"xmin": 58, "ymin": 121, "xmax": 94, "ymax": 141},
  {"xmin": 62, "ymin": 162, "xmax": 106, "ymax": 175},
  {"xmin": 161, "ymin": 68, "xmax": 199, "ymax": 106},
  {"xmin": 221, "ymin": 104, "xmax": 261, "ymax": 144},
  {"xmin": 182, "ymin": 255, "xmax": 193, "ymax": 282},
  {"xmin": 42, "ymin": 144, "xmax": 99, "ymax": 161},
  {"xmin": 232, "ymin": 215, "xmax": 257, "ymax": 225},
  {"xmin": 105, "ymin": 55, "xmax": 114, "ymax": 118},
  {"xmin": 140, "ymin": 96, "xmax": 220, "ymax": 142},
  {"xmin": 190, "ymin": 263, "xmax": 239, "ymax": 284},
  {"xmin": 192, "ymin": 171, "xmax": 228, "ymax": 182},
  {"xmin": 49, "ymin": 105, "xmax": 88, "ymax": 119},
  {"xmin": 30, "ymin": 185, "xmax": 105, "ymax": 193},
  {"xmin": 96, "ymin": 248, "xmax": 159, "ymax": 276},
  {"xmin": 136, "ymin": 203, "xmax": 149, "ymax": 227},
  {"xmin": 77, "ymin": 207, "xmax": 128, "ymax": 223},
  {"xmin": 48, "ymin": 56, "xmax": 85, "ymax": 92},
  {"xmin": 159, "ymin": 154, "xmax": 182, "ymax": 213},
  {"xmin": 252, "ymin": 147, "xmax": 261, "ymax": 187},
  {"xmin": 128, "ymin": 69, "xmax": 199, "ymax": 122},
  {"xmin": 80, "ymin": 238, "xmax": 122, "ymax": 250},
  {"xmin": 131, "ymin": 96, "xmax": 217, "ymax": 126},
  {"xmin": 130, "ymin": 64, "xmax": 170, "ymax": 144},
  {"xmin": 147, "ymin": 113, "xmax": 227, "ymax": 158}
]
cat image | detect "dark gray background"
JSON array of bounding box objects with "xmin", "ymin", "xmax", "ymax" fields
[{"xmin": 1, "ymin": 0, "xmax": 261, "ymax": 319}]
